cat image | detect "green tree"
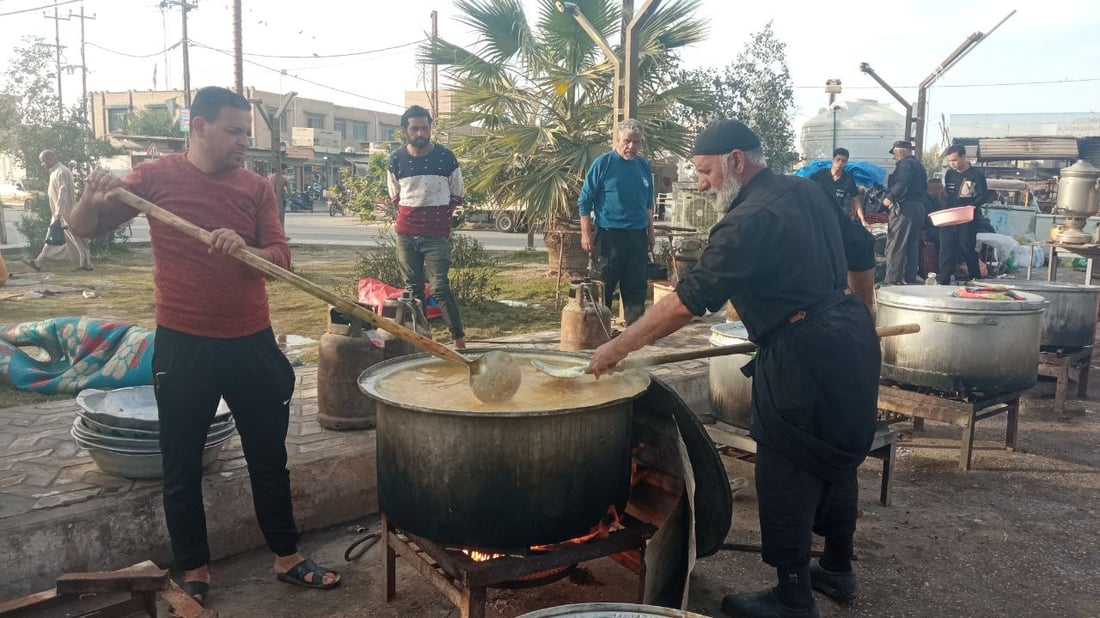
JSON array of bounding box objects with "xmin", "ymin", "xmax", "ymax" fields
[
  {"xmin": 339, "ymin": 152, "xmax": 392, "ymax": 218},
  {"xmin": 673, "ymin": 21, "xmax": 798, "ymax": 171},
  {"xmin": 422, "ymin": 0, "xmax": 711, "ymax": 260},
  {"xmin": 0, "ymin": 36, "xmax": 115, "ymax": 185},
  {"xmin": 123, "ymin": 108, "xmax": 183, "ymax": 138},
  {"xmin": 0, "ymin": 36, "xmax": 121, "ymax": 255}
]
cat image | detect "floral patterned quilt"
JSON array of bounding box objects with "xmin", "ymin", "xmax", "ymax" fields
[{"xmin": 0, "ymin": 318, "xmax": 154, "ymax": 395}]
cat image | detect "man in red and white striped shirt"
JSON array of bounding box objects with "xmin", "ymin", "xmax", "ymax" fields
[{"xmin": 387, "ymin": 105, "xmax": 466, "ymax": 348}]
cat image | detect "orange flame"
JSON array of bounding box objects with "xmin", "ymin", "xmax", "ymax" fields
[
  {"xmin": 462, "ymin": 549, "xmax": 505, "ymax": 562},
  {"xmin": 530, "ymin": 504, "xmax": 622, "ymax": 552}
]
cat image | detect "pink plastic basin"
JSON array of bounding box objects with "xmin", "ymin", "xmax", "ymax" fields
[{"xmin": 930, "ymin": 205, "xmax": 975, "ymax": 227}]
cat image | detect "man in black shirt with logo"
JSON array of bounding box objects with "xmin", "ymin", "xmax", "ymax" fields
[
  {"xmin": 588, "ymin": 120, "xmax": 880, "ymax": 618},
  {"xmin": 811, "ymin": 147, "xmax": 867, "ymax": 229},
  {"xmin": 940, "ymin": 144, "xmax": 988, "ymax": 283}
]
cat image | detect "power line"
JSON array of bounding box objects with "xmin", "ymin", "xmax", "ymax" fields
[
  {"xmin": 0, "ymin": 0, "xmax": 83, "ymax": 17},
  {"xmin": 191, "ymin": 41, "xmax": 406, "ymax": 109},
  {"xmin": 87, "ymin": 40, "xmax": 182, "ymax": 58},
  {"xmin": 795, "ymin": 77, "xmax": 1100, "ymax": 90},
  {"xmin": 236, "ymin": 39, "xmax": 422, "ymax": 60}
]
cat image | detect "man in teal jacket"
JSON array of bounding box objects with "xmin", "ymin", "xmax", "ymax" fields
[{"xmin": 579, "ymin": 119, "xmax": 655, "ymax": 324}]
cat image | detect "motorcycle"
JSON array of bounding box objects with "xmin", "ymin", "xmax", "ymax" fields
[{"xmin": 288, "ymin": 192, "xmax": 314, "ymax": 213}]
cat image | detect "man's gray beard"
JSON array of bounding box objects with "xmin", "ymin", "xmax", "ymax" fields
[{"xmin": 710, "ymin": 179, "xmax": 741, "ymax": 211}]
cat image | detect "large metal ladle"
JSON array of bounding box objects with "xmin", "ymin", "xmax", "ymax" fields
[
  {"xmin": 114, "ymin": 190, "xmax": 522, "ymax": 404},
  {"xmin": 533, "ymin": 323, "xmax": 922, "ymax": 378}
]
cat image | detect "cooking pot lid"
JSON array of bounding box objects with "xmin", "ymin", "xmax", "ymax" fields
[
  {"xmin": 711, "ymin": 321, "xmax": 749, "ymax": 342},
  {"xmin": 1060, "ymin": 159, "xmax": 1100, "ymax": 178},
  {"xmin": 876, "ymin": 285, "xmax": 1046, "ymax": 312},
  {"xmin": 987, "ymin": 279, "xmax": 1100, "ymax": 295}
]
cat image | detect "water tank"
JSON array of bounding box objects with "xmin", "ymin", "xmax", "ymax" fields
[{"xmin": 800, "ymin": 99, "xmax": 906, "ymax": 172}]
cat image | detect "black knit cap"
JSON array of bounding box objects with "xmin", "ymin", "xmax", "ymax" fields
[{"xmin": 693, "ymin": 119, "xmax": 762, "ymax": 155}]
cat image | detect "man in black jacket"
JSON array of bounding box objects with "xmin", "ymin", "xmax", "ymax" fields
[
  {"xmin": 940, "ymin": 145, "xmax": 988, "ymax": 283},
  {"xmin": 882, "ymin": 140, "xmax": 927, "ymax": 285},
  {"xmin": 589, "ymin": 120, "xmax": 880, "ymax": 618}
]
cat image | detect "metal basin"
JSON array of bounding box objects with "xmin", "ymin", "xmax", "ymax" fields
[
  {"xmin": 989, "ymin": 280, "xmax": 1100, "ymax": 349},
  {"xmin": 359, "ymin": 349, "xmax": 650, "ymax": 551},
  {"xmin": 72, "ymin": 432, "xmax": 231, "ymax": 479},
  {"xmin": 76, "ymin": 386, "xmax": 231, "ymax": 431},
  {"xmin": 72, "ymin": 417, "xmax": 235, "ymax": 452},
  {"xmin": 877, "ymin": 286, "xmax": 1045, "ymax": 393}
]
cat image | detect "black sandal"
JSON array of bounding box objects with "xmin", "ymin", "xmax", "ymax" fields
[
  {"xmin": 276, "ymin": 558, "xmax": 341, "ymax": 590},
  {"xmin": 181, "ymin": 580, "xmax": 210, "ymax": 606}
]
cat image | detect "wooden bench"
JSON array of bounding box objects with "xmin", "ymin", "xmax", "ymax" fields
[{"xmin": 705, "ymin": 421, "xmax": 901, "ymax": 506}]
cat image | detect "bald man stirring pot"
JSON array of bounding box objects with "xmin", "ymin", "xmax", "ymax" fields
[{"xmin": 589, "ymin": 120, "xmax": 880, "ymax": 618}]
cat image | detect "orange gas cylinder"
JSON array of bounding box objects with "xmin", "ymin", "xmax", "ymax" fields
[
  {"xmin": 560, "ymin": 279, "xmax": 612, "ymax": 351},
  {"xmin": 318, "ymin": 305, "xmax": 385, "ymax": 430}
]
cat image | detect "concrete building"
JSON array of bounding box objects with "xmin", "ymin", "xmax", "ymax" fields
[{"xmin": 87, "ymin": 87, "xmax": 405, "ymax": 192}]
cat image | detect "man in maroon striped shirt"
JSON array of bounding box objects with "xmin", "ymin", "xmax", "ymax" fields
[
  {"xmin": 387, "ymin": 105, "xmax": 466, "ymax": 348},
  {"xmin": 69, "ymin": 86, "xmax": 339, "ymax": 606}
]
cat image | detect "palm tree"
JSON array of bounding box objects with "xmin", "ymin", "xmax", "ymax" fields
[{"xmin": 421, "ymin": 0, "xmax": 710, "ymax": 271}]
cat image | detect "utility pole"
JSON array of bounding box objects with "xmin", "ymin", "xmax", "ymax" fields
[
  {"xmin": 69, "ymin": 5, "xmax": 96, "ymax": 130},
  {"xmin": 232, "ymin": 0, "xmax": 243, "ymax": 94},
  {"xmin": 161, "ymin": 0, "xmax": 198, "ymax": 108},
  {"xmin": 430, "ymin": 10, "xmax": 439, "ymax": 119},
  {"xmin": 43, "ymin": 7, "xmax": 70, "ymax": 120},
  {"xmin": 253, "ymin": 92, "xmax": 297, "ymax": 228}
]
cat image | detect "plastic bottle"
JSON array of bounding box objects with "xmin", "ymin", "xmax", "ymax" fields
[{"xmin": 925, "ymin": 272, "xmax": 938, "ymax": 286}]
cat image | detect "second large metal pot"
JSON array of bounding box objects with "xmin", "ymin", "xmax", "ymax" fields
[
  {"xmin": 708, "ymin": 321, "xmax": 753, "ymax": 429},
  {"xmin": 359, "ymin": 350, "xmax": 650, "ymax": 551},
  {"xmin": 990, "ymin": 280, "xmax": 1100, "ymax": 349},
  {"xmin": 877, "ymin": 286, "xmax": 1045, "ymax": 394}
]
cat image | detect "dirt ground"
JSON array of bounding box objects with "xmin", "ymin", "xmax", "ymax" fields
[{"xmin": 114, "ymin": 370, "xmax": 1098, "ymax": 618}]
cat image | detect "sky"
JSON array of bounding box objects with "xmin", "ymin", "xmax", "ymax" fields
[{"xmin": 1, "ymin": 0, "xmax": 1098, "ymax": 152}]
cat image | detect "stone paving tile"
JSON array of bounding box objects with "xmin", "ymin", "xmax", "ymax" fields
[
  {"xmin": 0, "ymin": 493, "xmax": 35, "ymax": 519},
  {"xmin": 33, "ymin": 487, "xmax": 102, "ymax": 509},
  {"xmin": 0, "ymin": 471, "xmax": 27, "ymax": 489},
  {"xmin": 55, "ymin": 461, "xmax": 102, "ymax": 485}
]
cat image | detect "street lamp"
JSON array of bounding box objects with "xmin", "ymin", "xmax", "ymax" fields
[{"xmin": 825, "ymin": 79, "xmax": 842, "ymax": 153}]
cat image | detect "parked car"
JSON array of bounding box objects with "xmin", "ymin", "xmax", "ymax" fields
[{"xmin": 0, "ymin": 180, "xmax": 36, "ymax": 208}]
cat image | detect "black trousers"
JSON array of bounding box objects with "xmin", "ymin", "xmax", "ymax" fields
[
  {"xmin": 885, "ymin": 200, "xmax": 924, "ymax": 284},
  {"xmin": 153, "ymin": 325, "xmax": 298, "ymax": 570},
  {"xmin": 938, "ymin": 221, "xmax": 980, "ymax": 284},
  {"xmin": 594, "ymin": 227, "xmax": 649, "ymax": 324},
  {"xmin": 755, "ymin": 443, "xmax": 860, "ymax": 568}
]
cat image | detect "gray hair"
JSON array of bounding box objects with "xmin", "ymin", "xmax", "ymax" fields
[
  {"xmin": 743, "ymin": 147, "xmax": 767, "ymax": 168},
  {"xmin": 615, "ymin": 119, "xmax": 644, "ymax": 139}
]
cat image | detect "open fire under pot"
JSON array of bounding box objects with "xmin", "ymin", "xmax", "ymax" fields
[{"xmin": 358, "ymin": 351, "xmax": 732, "ymax": 618}]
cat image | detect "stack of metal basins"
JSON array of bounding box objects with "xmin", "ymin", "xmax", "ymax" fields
[{"xmin": 72, "ymin": 385, "xmax": 236, "ymax": 479}]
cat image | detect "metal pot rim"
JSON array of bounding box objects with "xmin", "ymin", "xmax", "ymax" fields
[
  {"xmin": 358, "ymin": 348, "xmax": 650, "ymax": 418},
  {"xmin": 876, "ymin": 286, "xmax": 1046, "ymax": 312},
  {"xmin": 989, "ymin": 280, "xmax": 1100, "ymax": 294}
]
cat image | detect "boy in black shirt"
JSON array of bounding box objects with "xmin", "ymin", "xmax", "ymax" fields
[
  {"xmin": 941, "ymin": 145, "xmax": 988, "ymax": 283},
  {"xmin": 811, "ymin": 148, "xmax": 868, "ymax": 229}
]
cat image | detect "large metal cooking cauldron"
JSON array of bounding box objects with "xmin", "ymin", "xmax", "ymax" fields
[
  {"xmin": 877, "ymin": 286, "xmax": 1045, "ymax": 393},
  {"xmin": 359, "ymin": 350, "xmax": 650, "ymax": 550},
  {"xmin": 989, "ymin": 280, "xmax": 1100, "ymax": 349}
]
